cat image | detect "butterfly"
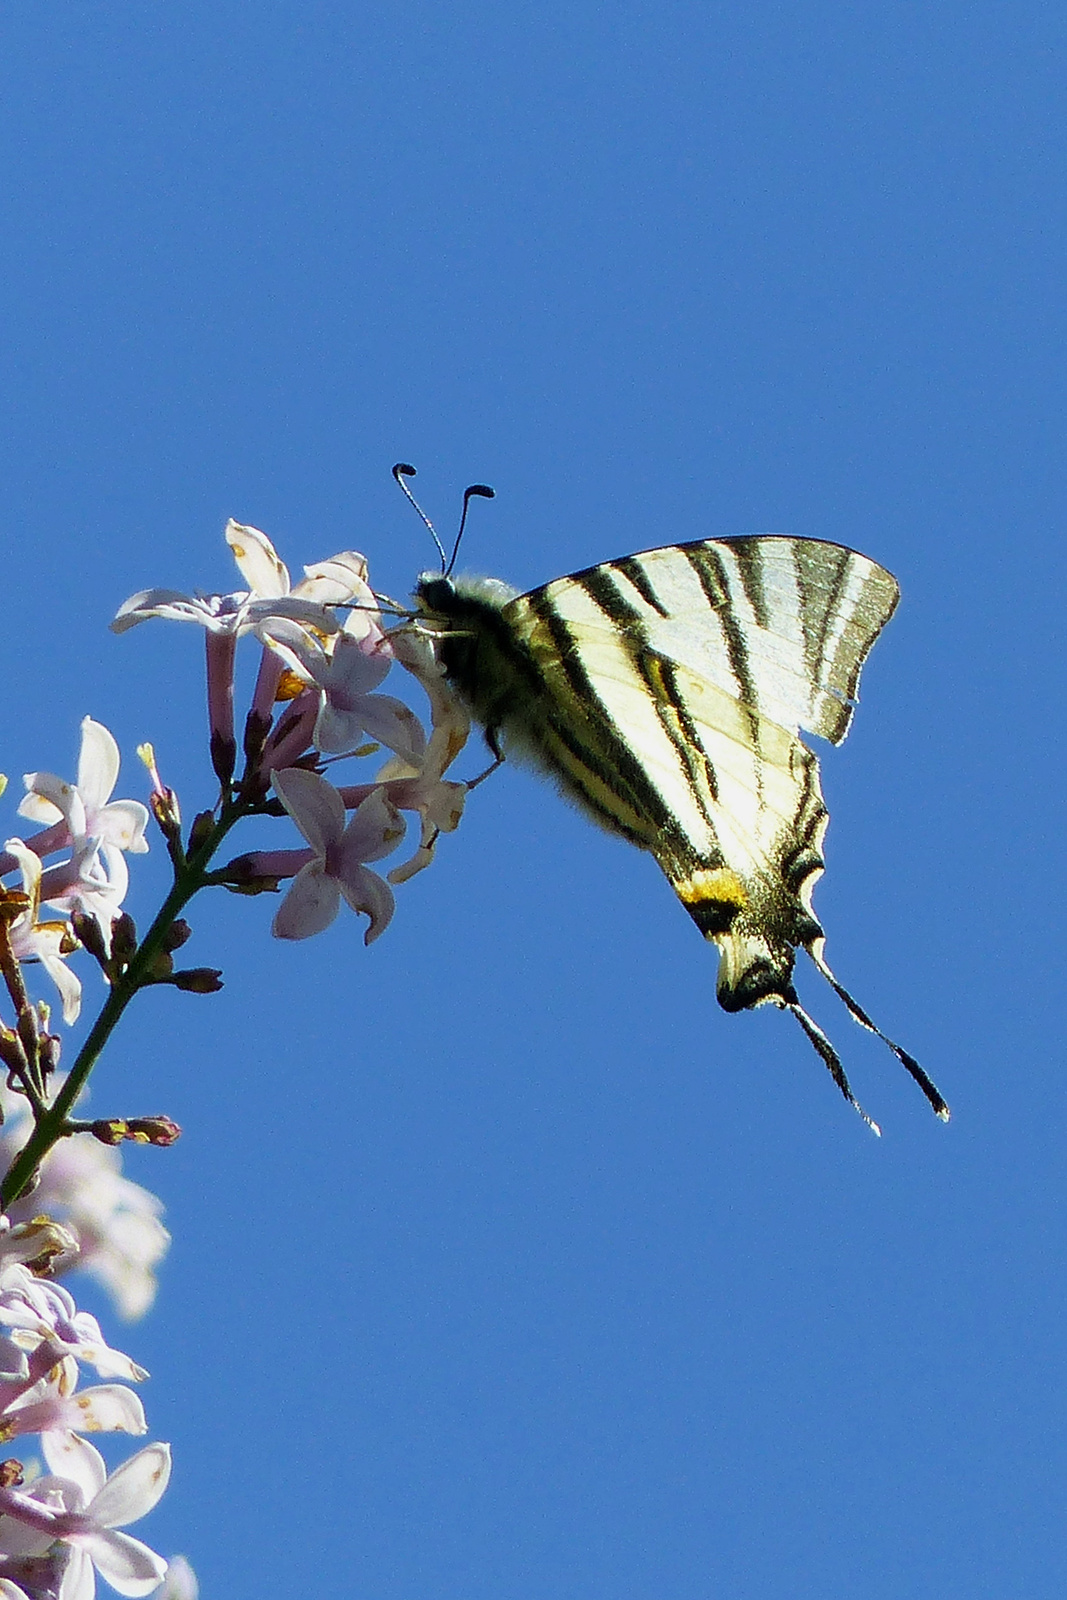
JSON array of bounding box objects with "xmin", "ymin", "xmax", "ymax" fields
[{"xmin": 413, "ymin": 529, "xmax": 947, "ymax": 1131}]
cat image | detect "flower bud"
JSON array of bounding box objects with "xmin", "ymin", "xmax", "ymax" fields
[
  {"xmin": 188, "ymin": 810, "xmax": 215, "ymax": 853},
  {"xmin": 144, "ymin": 950, "xmax": 175, "ymax": 982},
  {"xmin": 109, "ymin": 912, "xmax": 138, "ymax": 966},
  {"xmin": 90, "ymin": 1119, "xmax": 127, "ymax": 1146},
  {"xmin": 127, "ymin": 1115, "xmax": 182, "ymax": 1147},
  {"xmin": 162, "ymin": 919, "xmax": 193, "ymax": 951},
  {"xmin": 170, "ymin": 967, "xmax": 224, "ymax": 994},
  {"xmin": 71, "ymin": 910, "xmax": 110, "ymax": 966}
]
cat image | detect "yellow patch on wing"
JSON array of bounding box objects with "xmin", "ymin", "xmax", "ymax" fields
[{"xmin": 672, "ymin": 866, "xmax": 748, "ymax": 910}]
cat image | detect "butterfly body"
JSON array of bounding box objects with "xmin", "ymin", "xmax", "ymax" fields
[{"xmin": 415, "ymin": 535, "xmax": 947, "ymax": 1124}]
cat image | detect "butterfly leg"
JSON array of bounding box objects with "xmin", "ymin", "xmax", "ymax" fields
[{"xmin": 466, "ymin": 726, "xmax": 507, "ymax": 790}]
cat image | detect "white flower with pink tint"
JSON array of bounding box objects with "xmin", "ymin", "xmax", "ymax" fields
[
  {"xmin": 335, "ymin": 624, "xmax": 474, "ymax": 883},
  {"xmin": 0, "ymin": 1267, "xmax": 146, "ymax": 1386},
  {"xmin": 14, "ymin": 719, "xmax": 148, "ymax": 940},
  {"xmin": 19, "ymin": 720, "xmax": 148, "ymax": 865},
  {"xmin": 270, "ymin": 769, "xmax": 403, "ymax": 943},
  {"xmin": 0, "ymin": 1434, "xmax": 169, "ymax": 1598},
  {"xmin": 111, "ymin": 520, "xmax": 373, "ymax": 643},
  {"xmin": 260, "ymin": 620, "xmax": 426, "ymax": 760}
]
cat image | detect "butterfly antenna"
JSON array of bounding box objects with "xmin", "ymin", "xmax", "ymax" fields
[
  {"xmin": 392, "ymin": 463, "xmax": 449, "ymax": 571},
  {"xmin": 446, "ymin": 482, "xmax": 495, "ymax": 576},
  {"xmin": 807, "ymin": 949, "xmax": 950, "ymax": 1121},
  {"xmin": 783, "ymin": 994, "xmax": 882, "ymax": 1136}
]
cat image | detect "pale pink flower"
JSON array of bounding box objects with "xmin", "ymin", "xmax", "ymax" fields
[
  {"xmin": 0, "ymin": 1266, "xmax": 146, "ymax": 1385},
  {"xmin": 19, "ymin": 721, "xmax": 148, "ymax": 863},
  {"xmin": 336, "ymin": 625, "xmax": 473, "ymax": 882},
  {"xmin": 259, "ymin": 621, "xmax": 425, "ymax": 760},
  {"xmin": 270, "ymin": 770, "xmax": 402, "ymax": 943},
  {"xmin": 14, "ymin": 720, "xmax": 147, "ymax": 939},
  {"xmin": 0, "ymin": 1434, "xmax": 169, "ymax": 1598}
]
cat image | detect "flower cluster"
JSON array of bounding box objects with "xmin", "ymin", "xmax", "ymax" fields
[
  {"xmin": 0, "ymin": 719, "xmax": 150, "ymax": 1029},
  {"xmin": 0, "ymin": 1216, "xmax": 171, "ymax": 1598},
  {"xmin": 0, "ymin": 515, "xmax": 473, "ymax": 1590},
  {"xmin": 113, "ymin": 518, "xmax": 471, "ymax": 942}
]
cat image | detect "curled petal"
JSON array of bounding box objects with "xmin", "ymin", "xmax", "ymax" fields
[
  {"xmin": 110, "ymin": 589, "xmax": 217, "ymax": 633},
  {"xmin": 338, "ymin": 864, "xmax": 395, "ymax": 944},
  {"xmin": 75, "ymin": 719, "xmax": 120, "ymax": 813},
  {"xmin": 96, "ymin": 802, "xmax": 150, "ymax": 855},
  {"xmin": 225, "ymin": 520, "xmax": 290, "ymax": 598},
  {"xmin": 294, "ymin": 551, "xmax": 371, "ymax": 605},
  {"xmin": 18, "ymin": 777, "xmax": 86, "ymax": 836}
]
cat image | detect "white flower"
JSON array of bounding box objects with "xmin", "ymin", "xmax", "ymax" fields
[
  {"xmin": 17, "ymin": 719, "xmax": 148, "ymax": 939},
  {"xmin": 111, "ymin": 521, "xmax": 372, "ymax": 644}
]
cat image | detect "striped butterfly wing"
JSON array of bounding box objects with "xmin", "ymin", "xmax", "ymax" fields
[
  {"xmin": 501, "ymin": 536, "xmax": 944, "ymax": 1124},
  {"xmin": 504, "ymin": 538, "xmax": 899, "ymax": 952}
]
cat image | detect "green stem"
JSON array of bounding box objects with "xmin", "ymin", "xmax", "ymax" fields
[{"xmin": 0, "ymin": 799, "xmax": 250, "ymax": 1209}]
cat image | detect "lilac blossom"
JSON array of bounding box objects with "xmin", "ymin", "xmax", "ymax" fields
[
  {"xmin": 19, "ymin": 721, "xmax": 149, "ymax": 868},
  {"xmin": 110, "ymin": 520, "xmax": 372, "ymax": 644},
  {"xmin": 5, "ymin": 720, "xmax": 147, "ymax": 941},
  {"xmin": 259, "ymin": 620, "xmax": 425, "ymax": 760},
  {"xmin": 0, "ymin": 1433, "xmax": 169, "ymax": 1598},
  {"xmin": 0, "ymin": 1266, "xmax": 147, "ymax": 1384},
  {"xmin": 269, "ymin": 769, "xmax": 403, "ymax": 943},
  {"xmin": 335, "ymin": 624, "xmax": 474, "ymax": 883}
]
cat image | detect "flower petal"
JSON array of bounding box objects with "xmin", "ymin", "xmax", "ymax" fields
[
  {"xmin": 96, "ymin": 803, "xmax": 150, "ymax": 856},
  {"xmin": 88, "ymin": 1442, "xmax": 170, "ymax": 1528},
  {"xmin": 338, "ymin": 864, "xmax": 395, "ymax": 944},
  {"xmin": 225, "ymin": 520, "xmax": 290, "ymax": 598},
  {"xmin": 110, "ymin": 589, "xmax": 211, "ymax": 633},
  {"xmin": 75, "ymin": 720, "xmax": 120, "ymax": 812},
  {"xmin": 41, "ymin": 1431, "xmax": 107, "ymax": 1504},
  {"xmin": 271, "ymin": 769, "xmax": 344, "ymax": 857},
  {"xmin": 293, "ymin": 550, "xmax": 371, "ymax": 605},
  {"xmin": 271, "ymin": 863, "xmax": 341, "ymax": 940},
  {"xmin": 71, "ymin": 1528, "xmax": 167, "ymax": 1595},
  {"xmin": 68, "ymin": 1384, "xmax": 148, "ymax": 1435}
]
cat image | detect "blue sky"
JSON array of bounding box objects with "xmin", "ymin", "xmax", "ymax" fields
[{"xmin": 1, "ymin": 3, "xmax": 1065, "ymax": 1595}]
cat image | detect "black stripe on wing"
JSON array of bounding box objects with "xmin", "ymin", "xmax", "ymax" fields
[{"xmin": 523, "ymin": 589, "xmax": 690, "ymax": 852}]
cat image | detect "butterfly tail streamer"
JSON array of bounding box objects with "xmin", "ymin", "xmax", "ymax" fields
[
  {"xmin": 808, "ymin": 949, "xmax": 950, "ymax": 1122},
  {"xmin": 783, "ymin": 997, "xmax": 882, "ymax": 1137}
]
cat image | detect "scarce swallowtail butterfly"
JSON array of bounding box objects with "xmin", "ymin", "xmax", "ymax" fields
[{"xmin": 412, "ymin": 509, "xmax": 947, "ymax": 1131}]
